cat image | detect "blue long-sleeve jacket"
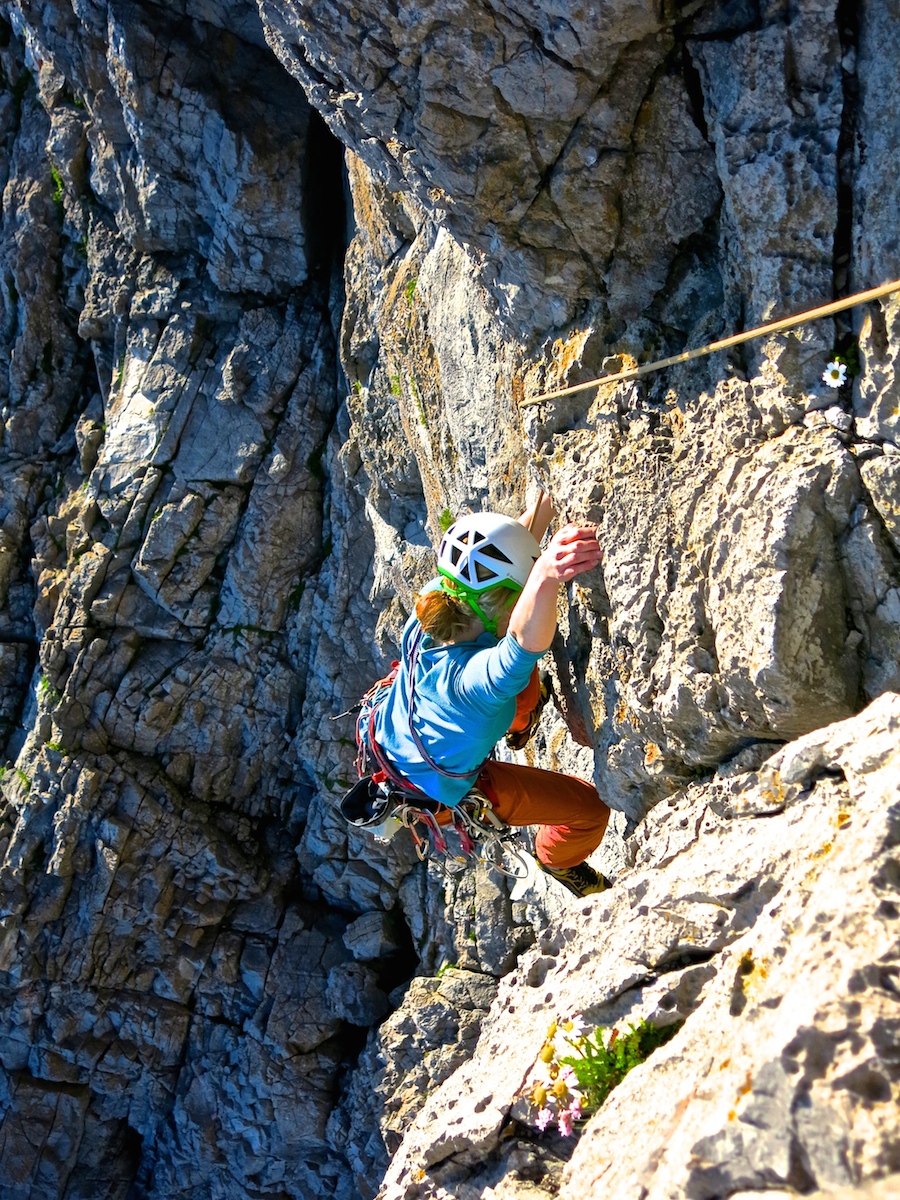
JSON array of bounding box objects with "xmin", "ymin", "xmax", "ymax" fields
[{"xmin": 373, "ymin": 610, "xmax": 544, "ymax": 806}]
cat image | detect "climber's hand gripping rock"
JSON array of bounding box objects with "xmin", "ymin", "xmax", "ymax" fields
[{"xmin": 509, "ymin": 524, "xmax": 602, "ymax": 653}]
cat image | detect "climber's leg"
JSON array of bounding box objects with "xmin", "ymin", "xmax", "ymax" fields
[
  {"xmin": 506, "ymin": 668, "xmax": 551, "ymax": 749},
  {"xmin": 477, "ymin": 760, "xmax": 610, "ymax": 870},
  {"xmin": 507, "ymin": 667, "xmax": 540, "ymax": 733}
]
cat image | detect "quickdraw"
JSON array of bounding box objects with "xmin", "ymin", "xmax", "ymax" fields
[{"xmin": 387, "ymin": 791, "xmax": 530, "ymax": 880}]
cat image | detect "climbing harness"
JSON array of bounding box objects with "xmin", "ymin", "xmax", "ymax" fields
[
  {"xmin": 340, "ymin": 631, "xmax": 531, "ymax": 880},
  {"xmin": 519, "ymin": 277, "xmax": 900, "ymax": 408}
]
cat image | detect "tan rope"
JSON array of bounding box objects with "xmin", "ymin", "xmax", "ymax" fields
[{"xmin": 519, "ymin": 278, "xmax": 900, "ymax": 408}]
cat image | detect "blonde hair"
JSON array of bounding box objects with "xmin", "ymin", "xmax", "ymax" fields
[{"xmin": 415, "ymin": 585, "xmax": 519, "ymax": 642}]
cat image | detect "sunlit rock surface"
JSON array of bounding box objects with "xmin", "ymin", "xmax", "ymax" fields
[
  {"xmin": 376, "ymin": 694, "xmax": 900, "ymax": 1200},
  {"xmin": 0, "ymin": 0, "xmax": 898, "ymax": 1197}
]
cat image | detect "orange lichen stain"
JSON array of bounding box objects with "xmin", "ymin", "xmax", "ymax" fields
[
  {"xmin": 811, "ymin": 841, "xmax": 833, "ymax": 859},
  {"xmin": 725, "ymin": 1071, "xmax": 754, "ymax": 1122},
  {"xmin": 644, "ymin": 742, "xmax": 662, "ymax": 766},
  {"xmin": 719, "ymin": 1059, "xmax": 731, "ymax": 1071},
  {"xmin": 735, "ymin": 950, "xmax": 769, "ymax": 1002},
  {"xmin": 759, "ymin": 774, "xmax": 786, "ymax": 807},
  {"xmin": 546, "ymin": 328, "xmax": 594, "ymax": 387},
  {"xmin": 837, "ymin": 811, "xmax": 851, "ymax": 829},
  {"xmin": 613, "ymin": 699, "xmax": 641, "ymax": 728}
]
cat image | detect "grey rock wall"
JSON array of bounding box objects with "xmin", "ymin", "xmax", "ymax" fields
[{"xmin": 0, "ymin": 0, "xmax": 898, "ymax": 1197}]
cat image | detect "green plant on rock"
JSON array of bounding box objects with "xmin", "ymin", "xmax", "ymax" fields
[
  {"xmin": 524, "ymin": 1016, "xmax": 682, "ymax": 1137},
  {"xmin": 830, "ymin": 337, "xmax": 861, "ymax": 378},
  {"xmin": 286, "ymin": 580, "xmax": 305, "ymax": 614},
  {"xmin": 37, "ymin": 676, "xmax": 62, "ymax": 706},
  {"xmin": 409, "ymin": 375, "xmax": 428, "ymax": 428},
  {"xmin": 50, "ymin": 164, "xmax": 64, "ymax": 209},
  {"xmin": 439, "ymin": 508, "xmax": 454, "ymax": 533}
]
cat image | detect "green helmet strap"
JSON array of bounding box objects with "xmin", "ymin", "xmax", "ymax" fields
[{"xmin": 438, "ymin": 575, "xmax": 521, "ymax": 636}]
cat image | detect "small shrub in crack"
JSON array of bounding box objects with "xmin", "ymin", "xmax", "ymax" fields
[{"xmin": 524, "ymin": 1016, "xmax": 683, "ymax": 1136}]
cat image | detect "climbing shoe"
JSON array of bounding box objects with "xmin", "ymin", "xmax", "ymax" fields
[
  {"xmin": 537, "ymin": 859, "xmax": 611, "ymax": 898},
  {"xmin": 506, "ymin": 672, "xmax": 553, "ymax": 750}
]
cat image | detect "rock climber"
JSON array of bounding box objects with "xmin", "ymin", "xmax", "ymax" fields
[{"xmin": 373, "ymin": 496, "xmax": 612, "ymax": 897}]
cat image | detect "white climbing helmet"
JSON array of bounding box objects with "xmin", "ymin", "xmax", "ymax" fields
[{"xmin": 437, "ymin": 513, "xmax": 540, "ymax": 595}]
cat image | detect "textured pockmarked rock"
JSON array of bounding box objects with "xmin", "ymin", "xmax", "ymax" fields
[
  {"xmin": 374, "ymin": 695, "xmax": 900, "ymax": 1200},
  {"xmin": 1, "ymin": 0, "xmax": 900, "ymax": 1196}
]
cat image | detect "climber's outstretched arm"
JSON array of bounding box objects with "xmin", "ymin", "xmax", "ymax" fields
[{"xmin": 508, "ymin": 524, "xmax": 602, "ymax": 653}]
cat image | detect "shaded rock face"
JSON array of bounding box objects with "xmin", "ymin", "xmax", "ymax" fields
[
  {"xmin": 0, "ymin": 3, "xmax": 377, "ymax": 1197},
  {"xmin": 0, "ymin": 2, "xmax": 898, "ymax": 1200}
]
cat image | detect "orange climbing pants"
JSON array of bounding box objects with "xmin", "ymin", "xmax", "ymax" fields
[
  {"xmin": 477, "ymin": 760, "xmax": 610, "ymax": 869},
  {"xmin": 438, "ymin": 667, "xmax": 611, "ymax": 869}
]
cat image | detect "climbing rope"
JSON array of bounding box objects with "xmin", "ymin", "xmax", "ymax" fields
[{"xmin": 519, "ymin": 278, "xmax": 900, "ymax": 408}]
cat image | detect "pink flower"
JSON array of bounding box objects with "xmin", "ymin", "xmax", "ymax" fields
[
  {"xmin": 558, "ymin": 1109, "xmax": 574, "ymax": 1137},
  {"xmin": 536, "ymin": 1107, "xmax": 554, "ymax": 1132}
]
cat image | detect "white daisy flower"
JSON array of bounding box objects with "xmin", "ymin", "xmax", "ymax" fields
[{"xmin": 822, "ymin": 360, "xmax": 847, "ymax": 388}]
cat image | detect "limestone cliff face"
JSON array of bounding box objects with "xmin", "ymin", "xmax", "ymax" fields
[{"xmin": 0, "ymin": 2, "xmax": 898, "ymax": 1199}]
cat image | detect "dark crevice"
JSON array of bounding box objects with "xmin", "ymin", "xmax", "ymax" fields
[
  {"xmin": 685, "ymin": 1, "xmax": 766, "ymax": 44},
  {"xmin": 679, "ymin": 42, "xmax": 710, "ymax": 143},
  {"xmin": 1, "ymin": 640, "xmax": 38, "ymax": 761},
  {"xmin": 833, "ymin": 0, "xmax": 859, "ymax": 342},
  {"xmin": 10, "ymin": 1068, "xmax": 90, "ymax": 1097},
  {"xmin": 303, "ymin": 107, "xmax": 352, "ymax": 281},
  {"xmin": 653, "ymin": 948, "xmax": 718, "ymax": 975},
  {"xmin": 1, "ymin": 352, "xmax": 103, "ymax": 759},
  {"xmin": 374, "ymin": 907, "xmax": 421, "ymax": 997}
]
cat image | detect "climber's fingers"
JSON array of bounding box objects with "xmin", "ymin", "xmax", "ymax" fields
[{"xmin": 541, "ymin": 524, "xmax": 602, "ymax": 581}]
